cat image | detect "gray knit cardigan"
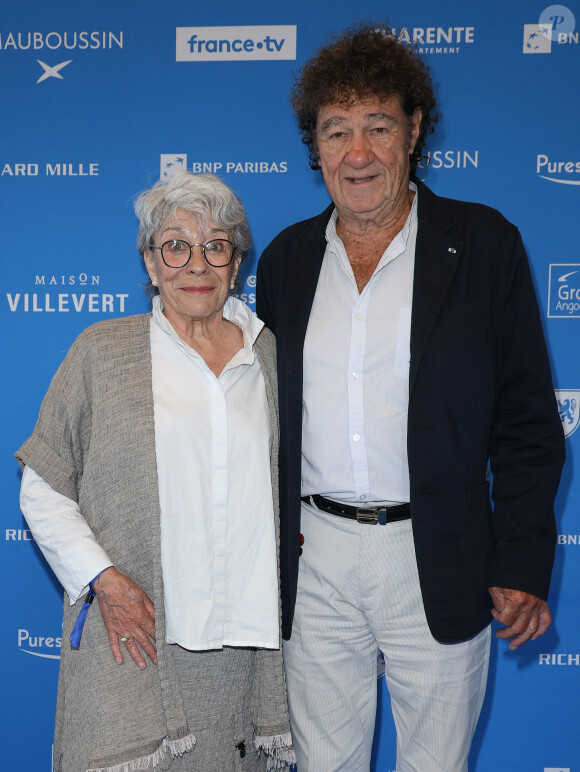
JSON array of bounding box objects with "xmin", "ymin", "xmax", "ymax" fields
[{"xmin": 16, "ymin": 313, "xmax": 293, "ymax": 772}]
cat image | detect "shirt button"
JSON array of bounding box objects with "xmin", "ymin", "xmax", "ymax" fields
[
  {"xmin": 351, "ymin": 372, "xmax": 359, "ymax": 379},
  {"xmin": 354, "ymin": 313, "xmax": 363, "ymax": 321},
  {"xmin": 353, "ymin": 433, "xmax": 360, "ymax": 441},
  {"xmin": 359, "ymin": 494, "xmax": 367, "ymax": 501}
]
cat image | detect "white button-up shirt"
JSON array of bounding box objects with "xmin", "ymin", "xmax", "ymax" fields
[
  {"xmin": 20, "ymin": 296, "xmax": 279, "ymax": 650},
  {"xmin": 301, "ymin": 183, "xmax": 418, "ymax": 504}
]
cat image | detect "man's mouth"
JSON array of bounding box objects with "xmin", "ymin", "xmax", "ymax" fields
[{"xmin": 345, "ymin": 175, "xmax": 376, "ymax": 184}]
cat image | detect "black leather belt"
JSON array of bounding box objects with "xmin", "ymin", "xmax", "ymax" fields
[{"xmin": 301, "ymin": 494, "xmax": 411, "ymax": 525}]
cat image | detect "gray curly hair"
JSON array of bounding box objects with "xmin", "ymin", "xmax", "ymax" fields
[{"xmin": 135, "ymin": 171, "xmax": 251, "ymax": 295}]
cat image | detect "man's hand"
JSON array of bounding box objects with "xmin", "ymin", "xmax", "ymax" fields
[
  {"xmin": 92, "ymin": 566, "xmax": 157, "ymax": 668},
  {"xmin": 489, "ymin": 586, "xmax": 552, "ymax": 650}
]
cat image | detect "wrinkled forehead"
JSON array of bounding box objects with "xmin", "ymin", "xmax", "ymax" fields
[
  {"xmin": 316, "ymin": 93, "xmax": 406, "ymax": 129},
  {"xmin": 157, "ymin": 208, "xmax": 221, "ymax": 240}
]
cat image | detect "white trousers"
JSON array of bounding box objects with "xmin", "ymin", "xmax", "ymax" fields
[{"xmin": 283, "ymin": 501, "xmax": 491, "ymax": 772}]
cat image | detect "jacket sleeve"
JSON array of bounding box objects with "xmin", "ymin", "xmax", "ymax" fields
[
  {"xmin": 15, "ymin": 329, "xmax": 94, "ymax": 503},
  {"xmin": 19, "ymin": 466, "xmax": 112, "ymax": 602},
  {"xmin": 488, "ymin": 227, "xmax": 564, "ymax": 599}
]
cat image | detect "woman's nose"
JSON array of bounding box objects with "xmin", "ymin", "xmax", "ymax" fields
[{"xmin": 188, "ymin": 245, "xmax": 208, "ymax": 271}]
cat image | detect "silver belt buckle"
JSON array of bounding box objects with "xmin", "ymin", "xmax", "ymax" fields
[
  {"xmin": 356, "ymin": 507, "xmax": 388, "ymax": 525},
  {"xmin": 356, "ymin": 508, "xmax": 378, "ymax": 524}
]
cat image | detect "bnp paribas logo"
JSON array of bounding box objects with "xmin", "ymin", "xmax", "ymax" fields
[
  {"xmin": 556, "ymin": 390, "xmax": 580, "ymax": 439},
  {"xmin": 160, "ymin": 154, "xmax": 187, "ymax": 178}
]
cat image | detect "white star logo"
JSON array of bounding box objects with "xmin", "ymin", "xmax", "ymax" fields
[{"xmin": 36, "ymin": 59, "xmax": 72, "ymax": 84}]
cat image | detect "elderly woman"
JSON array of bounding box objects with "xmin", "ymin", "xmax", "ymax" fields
[{"xmin": 16, "ymin": 170, "xmax": 294, "ymax": 772}]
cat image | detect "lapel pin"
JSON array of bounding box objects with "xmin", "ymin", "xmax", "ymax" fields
[{"xmin": 448, "ymin": 247, "xmax": 457, "ymax": 253}]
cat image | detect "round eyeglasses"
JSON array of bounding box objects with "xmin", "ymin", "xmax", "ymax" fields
[{"xmin": 151, "ymin": 238, "xmax": 236, "ymax": 268}]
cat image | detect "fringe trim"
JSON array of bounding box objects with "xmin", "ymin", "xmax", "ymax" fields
[
  {"xmin": 254, "ymin": 732, "xmax": 296, "ymax": 771},
  {"xmin": 87, "ymin": 733, "xmax": 196, "ymax": 772}
]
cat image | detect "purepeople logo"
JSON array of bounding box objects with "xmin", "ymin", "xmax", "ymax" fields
[
  {"xmin": 176, "ymin": 25, "xmax": 296, "ymax": 62},
  {"xmin": 556, "ymin": 390, "xmax": 580, "ymax": 438},
  {"xmin": 548, "ymin": 264, "xmax": 580, "ymax": 317},
  {"xmin": 18, "ymin": 628, "xmax": 61, "ymax": 660},
  {"xmin": 524, "ymin": 4, "xmax": 577, "ymax": 53},
  {"xmin": 537, "ymin": 154, "xmax": 580, "ymax": 185}
]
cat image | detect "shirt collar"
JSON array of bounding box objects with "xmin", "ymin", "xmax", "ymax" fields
[
  {"xmin": 325, "ymin": 180, "xmax": 419, "ymax": 251},
  {"xmin": 151, "ymin": 294, "xmax": 263, "ymax": 365}
]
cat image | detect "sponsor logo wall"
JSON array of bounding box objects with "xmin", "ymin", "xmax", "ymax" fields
[{"xmin": 2, "ymin": 2, "xmax": 579, "ymax": 770}]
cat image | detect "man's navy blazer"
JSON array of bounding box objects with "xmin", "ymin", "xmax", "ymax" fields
[{"xmin": 257, "ymin": 179, "xmax": 565, "ymax": 643}]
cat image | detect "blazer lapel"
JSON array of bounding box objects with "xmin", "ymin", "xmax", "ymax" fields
[
  {"xmin": 283, "ymin": 206, "xmax": 333, "ymax": 374},
  {"xmin": 409, "ymin": 182, "xmax": 463, "ymax": 393}
]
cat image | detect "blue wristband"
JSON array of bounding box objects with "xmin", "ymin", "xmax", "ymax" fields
[{"xmin": 69, "ymin": 568, "xmax": 109, "ymax": 650}]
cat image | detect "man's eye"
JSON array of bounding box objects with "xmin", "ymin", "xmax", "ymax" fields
[{"xmin": 169, "ymin": 240, "xmax": 186, "ymax": 251}]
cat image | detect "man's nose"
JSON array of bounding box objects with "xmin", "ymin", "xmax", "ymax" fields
[{"xmin": 345, "ymin": 131, "xmax": 374, "ymax": 167}]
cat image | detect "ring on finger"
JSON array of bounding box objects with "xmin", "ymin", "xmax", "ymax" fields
[{"xmin": 120, "ymin": 636, "xmax": 131, "ymax": 643}]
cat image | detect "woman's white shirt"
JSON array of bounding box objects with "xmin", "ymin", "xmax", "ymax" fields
[
  {"xmin": 20, "ymin": 296, "xmax": 279, "ymax": 650},
  {"xmin": 151, "ymin": 295, "xmax": 278, "ymax": 649}
]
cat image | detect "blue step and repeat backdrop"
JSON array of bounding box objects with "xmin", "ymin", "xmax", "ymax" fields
[{"xmin": 2, "ymin": 1, "xmax": 579, "ymax": 769}]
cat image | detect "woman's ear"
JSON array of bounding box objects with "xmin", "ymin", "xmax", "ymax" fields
[{"xmin": 144, "ymin": 251, "xmax": 158, "ymax": 287}]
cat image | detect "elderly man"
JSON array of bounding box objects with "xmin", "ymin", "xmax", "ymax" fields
[{"xmin": 256, "ymin": 23, "xmax": 565, "ymax": 772}]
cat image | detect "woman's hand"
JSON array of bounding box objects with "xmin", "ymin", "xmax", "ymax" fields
[{"xmin": 92, "ymin": 567, "xmax": 157, "ymax": 668}]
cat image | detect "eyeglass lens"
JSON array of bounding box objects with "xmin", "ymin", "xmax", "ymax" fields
[{"xmin": 161, "ymin": 239, "xmax": 234, "ymax": 267}]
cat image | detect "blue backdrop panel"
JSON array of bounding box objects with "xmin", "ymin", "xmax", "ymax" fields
[{"xmin": 2, "ymin": 1, "xmax": 579, "ymax": 769}]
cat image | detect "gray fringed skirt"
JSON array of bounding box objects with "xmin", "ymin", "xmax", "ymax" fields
[{"xmin": 163, "ymin": 645, "xmax": 267, "ymax": 771}]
